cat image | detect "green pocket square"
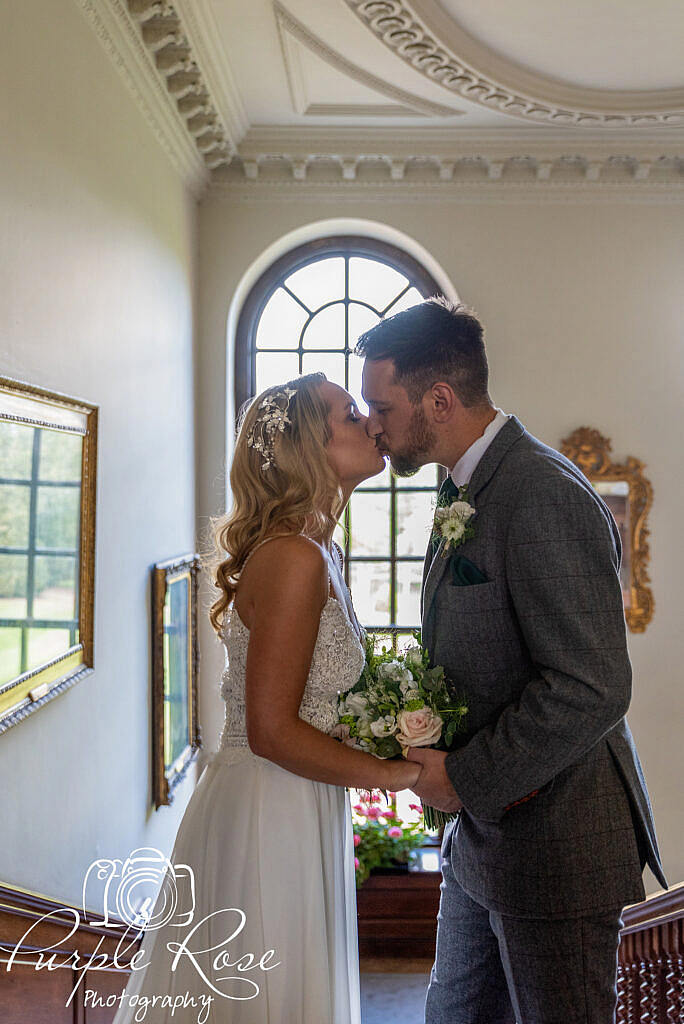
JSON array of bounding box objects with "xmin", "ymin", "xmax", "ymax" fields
[{"xmin": 450, "ymin": 555, "xmax": 489, "ymax": 586}]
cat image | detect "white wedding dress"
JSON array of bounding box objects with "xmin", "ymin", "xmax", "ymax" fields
[{"xmin": 112, "ymin": 537, "xmax": 366, "ymax": 1024}]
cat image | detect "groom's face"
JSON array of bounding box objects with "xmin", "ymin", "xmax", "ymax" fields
[{"xmin": 361, "ymin": 358, "xmax": 437, "ymax": 476}]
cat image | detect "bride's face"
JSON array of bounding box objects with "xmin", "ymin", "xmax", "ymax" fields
[{"xmin": 320, "ymin": 381, "xmax": 386, "ymax": 489}]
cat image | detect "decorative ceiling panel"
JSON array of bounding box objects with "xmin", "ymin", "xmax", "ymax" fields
[
  {"xmin": 275, "ymin": 2, "xmax": 463, "ymax": 118},
  {"xmin": 343, "ymin": 0, "xmax": 684, "ymax": 127}
]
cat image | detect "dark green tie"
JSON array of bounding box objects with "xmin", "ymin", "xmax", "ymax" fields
[{"xmin": 438, "ymin": 475, "xmax": 460, "ymax": 502}]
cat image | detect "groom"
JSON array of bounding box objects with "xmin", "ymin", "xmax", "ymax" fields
[{"xmin": 357, "ymin": 297, "xmax": 667, "ymax": 1024}]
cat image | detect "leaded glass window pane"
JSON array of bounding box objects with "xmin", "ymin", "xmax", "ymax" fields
[{"xmin": 245, "ymin": 242, "xmax": 443, "ymax": 653}]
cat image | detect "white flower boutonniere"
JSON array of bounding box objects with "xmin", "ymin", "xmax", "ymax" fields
[{"xmin": 432, "ymin": 486, "xmax": 476, "ymax": 556}]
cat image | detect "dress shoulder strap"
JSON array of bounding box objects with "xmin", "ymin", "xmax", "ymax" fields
[{"xmin": 240, "ymin": 532, "xmax": 300, "ymax": 572}]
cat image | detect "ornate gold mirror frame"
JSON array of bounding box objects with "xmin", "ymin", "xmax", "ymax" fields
[{"xmin": 560, "ymin": 428, "xmax": 654, "ymax": 633}]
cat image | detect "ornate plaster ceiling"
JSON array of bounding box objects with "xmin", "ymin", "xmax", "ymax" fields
[{"xmin": 74, "ymin": 0, "xmax": 684, "ymax": 192}]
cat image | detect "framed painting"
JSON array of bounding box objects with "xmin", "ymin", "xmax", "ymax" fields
[
  {"xmin": 151, "ymin": 554, "xmax": 201, "ymax": 808},
  {"xmin": 0, "ymin": 376, "xmax": 97, "ymax": 733},
  {"xmin": 561, "ymin": 427, "xmax": 654, "ymax": 633}
]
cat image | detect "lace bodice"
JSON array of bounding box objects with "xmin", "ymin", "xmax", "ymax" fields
[{"xmin": 217, "ymin": 542, "xmax": 366, "ymax": 754}]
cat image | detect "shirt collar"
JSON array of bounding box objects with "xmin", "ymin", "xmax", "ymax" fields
[{"xmin": 450, "ymin": 408, "xmax": 512, "ymax": 488}]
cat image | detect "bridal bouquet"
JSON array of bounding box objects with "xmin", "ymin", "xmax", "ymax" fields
[{"xmin": 334, "ymin": 631, "xmax": 468, "ymax": 830}]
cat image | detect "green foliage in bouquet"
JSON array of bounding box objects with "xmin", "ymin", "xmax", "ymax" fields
[
  {"xmin": 351, "ymin": 793, "xmax": 426, "ymax": 888},
  {"xmin": 337, "ymin": 630, "xmax": 468, "ymax": 830}
]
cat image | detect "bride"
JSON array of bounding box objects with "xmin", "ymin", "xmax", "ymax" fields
[{"xmin": 111, "ymin": 372, "xmax": 423, "ymax": 1024}]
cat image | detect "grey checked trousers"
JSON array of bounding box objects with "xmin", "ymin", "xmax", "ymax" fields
[{"xmin": 425, "ymin": 829, "xmax": 625, "ymax": 1024}]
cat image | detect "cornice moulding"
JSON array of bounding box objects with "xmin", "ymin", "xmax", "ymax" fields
[
  {"xmin": 174, "ymin": 0, "xmax": 249, "ymax": 142},
  {"xmin": 75, "ymin": 0, "xmax": 209, "ymax": 193},
  {"xmin": 74, "ymin": 0, "xmax": 243, "ymax": 191},
  {"xmin": 232, "ymin": 125, "xmax": 683, "ymax": 183},
  {"xmin": 238, "ymin": 125, "xmax": 684, "ymax": 158},
  {"xmin": 344, "ymin": 0, "xmax": 684, "ymax": 128},
  {"xmin": 205, "ymin": 179, "xmax": 684, "ymax": 204}
]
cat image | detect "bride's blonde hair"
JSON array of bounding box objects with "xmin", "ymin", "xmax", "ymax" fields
[{"xmin": 207, "ymin": 372, "xmax": 344, "ymax": 635}]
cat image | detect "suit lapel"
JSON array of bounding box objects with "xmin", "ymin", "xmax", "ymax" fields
[
  {"xmin": 466, "ymin": 414, "xmax": 525, "ymax": 502},
  {"xmin": 421, "ymin": 415, "xmax": 526, "ymax": 634},
  {"xmin": 421, "ymin": 536, "xmax": 450, "ymax": 638}
]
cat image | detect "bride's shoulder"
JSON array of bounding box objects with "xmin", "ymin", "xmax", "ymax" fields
[
  {"xmin": 240, "ymin": 534, "xmax": 328, "ymax": 597},
  {"xmin": 247, "ymin": 532, "xmax": 325, "ymax": 565},
  {"xmin": 235, "ymin": 534, "xmax": 330, "ymax": 635}
]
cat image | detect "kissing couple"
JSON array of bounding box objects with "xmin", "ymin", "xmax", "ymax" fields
[{"xmin": 112, "ymin": 297, "xmax": 665, "ymax": 1024}]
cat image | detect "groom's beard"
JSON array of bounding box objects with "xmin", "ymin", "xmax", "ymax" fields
[{"xmin": 386, "ymin": 404, "xmax": 437, "ymax": 476}]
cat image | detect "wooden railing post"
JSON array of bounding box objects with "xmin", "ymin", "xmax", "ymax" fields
[{"xmin": 616, "ymin": 885, "xmax": 684, "ymax": 1024}]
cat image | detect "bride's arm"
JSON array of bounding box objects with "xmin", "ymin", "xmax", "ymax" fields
[{"xmin": 242, "ymin": 535, "xmax": 421, "ymax": 793}]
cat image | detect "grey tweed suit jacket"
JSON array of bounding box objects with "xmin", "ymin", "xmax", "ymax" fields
[{"xmin": 421, "ymin": 415, "xmax": 667, "ymax": 920}]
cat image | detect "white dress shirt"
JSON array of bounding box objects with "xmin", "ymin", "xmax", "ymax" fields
[{"xmin": 449, "ymin": 407, "xmax": 512, "ymax": 488}]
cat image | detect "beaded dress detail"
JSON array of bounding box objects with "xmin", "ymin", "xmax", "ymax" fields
[{"xmin": 219, "ymin": 596, "xmax": 365, "ymax": 750}]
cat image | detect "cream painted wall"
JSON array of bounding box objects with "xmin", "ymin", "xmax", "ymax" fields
[
  {"xmin": 197, "ymin": 193, "xmax": 684, "ymax": 895},
  {"xmin": 0, "ymin": 1, "xmax": 198, "ymax": 908}
]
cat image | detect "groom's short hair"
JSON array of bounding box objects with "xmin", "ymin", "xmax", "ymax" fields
[{"xmin": 355, "ymin": 296, "xmax": 491, "ymax": 408}]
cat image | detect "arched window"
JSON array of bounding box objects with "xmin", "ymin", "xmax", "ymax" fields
[{"xmin": 235, "ymin": 236, "xmax": 445, "ymax": 650}]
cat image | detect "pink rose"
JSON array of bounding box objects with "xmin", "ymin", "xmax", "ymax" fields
[
  {"xmin": 353, "ymin": 833, "xmax": 361, "ymax": 847},
  {"xmin": 353, "ymin": 804, "xmax": 366, "ymax": 815},
  {"xmin": 387, "ymin": 826, "xmax": 403, "ymax": 838},
  {"xmin": 367, "ymin": 806, "xmax": 381, "ymax": 819},
  {"xmin": 409, "ymin": 802, "xmax": 423, "ymax": 812},
  {"xmin": 354, "ymin": 857, "xmax": 360, "ymax": 869},
  {"xmin": 383, "ymin": 809, "xmax": 395, "ymax": 819},
  {"xmin": 396, "ymin": 708, "xmax": 443, "ymax": 748},
  {"xmin": 329, "ymin": 722, "xmax": 361, "ymax": 748},
  {"xmin": 330, "ymin": 722, "xmax": 350, "ymax": 740}
]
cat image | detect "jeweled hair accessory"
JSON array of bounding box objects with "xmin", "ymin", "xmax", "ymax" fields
[{"xmin": 246, "ymin": 386, "xmax": 297, "ymax": 470}]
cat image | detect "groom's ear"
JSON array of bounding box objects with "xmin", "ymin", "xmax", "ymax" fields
[{"xmin": 429, "ymin": 382, "xmax": 458, "ymax": 423}]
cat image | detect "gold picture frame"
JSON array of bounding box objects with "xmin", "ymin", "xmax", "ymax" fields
[
  {"xmin": 151, "ymin": 554, "xmax": 201, "ymax": 808},
  {"xmin": 0, "ymin": 376, "xmax": 98, "ymax": 732},
  {"xmin": 561, "ymin": 427, "xmax": 654, "ymax": 633}
]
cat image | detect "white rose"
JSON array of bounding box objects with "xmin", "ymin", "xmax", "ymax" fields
[
  {"xmin": 404, "ymin": 647, "xmax": 423, "ymax": 671},
  {"xmin": 446, "ymin": 500, "xmax": 475, "ymax": 522},
  {"xmin": 344, "ymin": 692, "xmax": 369, "ymax": 715},
  {"xmin": 356, "ymin": 718, "xmax": 374, "ymax": 739},
  {"xmin": 370, "ymin": 714, "xmax": 397, "ymax": 738},
  {"xmin": 378, "ymin": 661, "xmax": 413, "ymax": 687},
  {"xmin": 377, "ymin": 660, "xmax": 401, "ymax": 681}
]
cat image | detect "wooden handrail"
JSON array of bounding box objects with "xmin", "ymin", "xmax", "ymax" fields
[{"xmin": 620, "ymin": 883, "xmax": 684, "ymax": 934}]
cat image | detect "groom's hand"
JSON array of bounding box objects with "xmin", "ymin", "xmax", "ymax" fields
[{"xmin": 405, "ymin": 748, "xmax": 464, "ymax": 813}]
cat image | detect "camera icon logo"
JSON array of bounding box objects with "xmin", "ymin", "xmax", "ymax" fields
[{"xmin": 82, "ymin": 847, "xmax": 196, "ymax": 932}]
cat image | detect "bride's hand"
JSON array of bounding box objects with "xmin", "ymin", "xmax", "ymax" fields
[{"xmin": 385, "ymin": 755, "xmax": 422, "ymax": 792}]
